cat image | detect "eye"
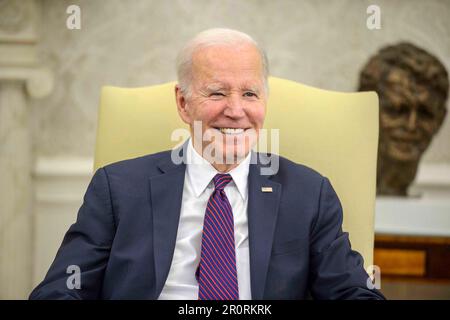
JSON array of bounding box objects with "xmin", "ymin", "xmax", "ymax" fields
[
  {"xmin": 210, "ymin": 92, "xmax": 225, "ymax": 97},
  {"xmin": 384, "ymin": 106, "xmax": 401, "ymax": 116},
  {"xmin": 418, "ymin": 106, "xmax": 433, "ymax": 119},
  {"xmin": 385, "ymin": 103, "xmax": 409, "ymax": 117},
  {"xmin": 243, "ymin": 92, "xmax": 257, "ymax": 98},
  {"xmin": 398, "ymin": 104, "xmax": 410, "ymax": 115}
]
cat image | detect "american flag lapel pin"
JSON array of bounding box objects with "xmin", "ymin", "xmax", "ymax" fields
[{"xmin": 261, "ymin": 187, "xmax": 273, "ymax": 193}]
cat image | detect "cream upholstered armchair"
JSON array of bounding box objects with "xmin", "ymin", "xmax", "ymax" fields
[{"xmin": 94, "ymin": 77, "xmax": 379, "ymax": 268}]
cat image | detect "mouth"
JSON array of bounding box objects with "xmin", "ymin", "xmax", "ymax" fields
[
  {"xmin": 390, "ymin": 130, "xmax": 422, "ymax": 142},
  {"xmin": 390, "ymin": 137, "xmax": 421, "ymax": 145},
  {"xmin": 214, "ymin": 127, "xmax": 248, "ymax": 135}
]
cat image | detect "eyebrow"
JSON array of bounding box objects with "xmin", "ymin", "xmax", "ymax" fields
[
  {"xmin": 202, "ymin": 83, "xmax": 229, "ymax": 92},
  {"xmin": 240, "ymin": 85, "xmax": 260, "ymax": 94},
  {"xmin": 201, "ymin": 83, "xmax": 261, "ymax": 94}
]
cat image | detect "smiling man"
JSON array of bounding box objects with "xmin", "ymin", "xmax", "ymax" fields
[
  {"xmin": 175, "ymin": 31, "xmax": 267, "ymax": 172},
  {"xmin": 30, "ymin": 28, "xmax": 385, "ymax": 300}
]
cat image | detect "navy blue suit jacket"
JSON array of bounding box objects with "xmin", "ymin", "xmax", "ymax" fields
[{"xmin": 30, "ymin": 148, "xmax": 384, "ymax": 300}]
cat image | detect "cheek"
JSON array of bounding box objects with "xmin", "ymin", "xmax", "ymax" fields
[
  {"xmin": 380, "ymin": 113, "xmax": 404, "ymax": 129},
  {"xmin": 194, "ymin": 101, "xmax": 225, "ymax": 123},
  {"xmin": 421, "ymin": 120, "xmax": 439, "ymax": 136},
  {"xmin": 380, "ymin": 113, "xmax": 393, "ymax": 128},
  {"xmin": 249, "ymin": 106, "xmax": 266, "ymax": 127}
]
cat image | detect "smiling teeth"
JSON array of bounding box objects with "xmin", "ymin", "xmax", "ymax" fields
[{"xmin": 219, "ymin": 128, "xmax": 245, "ymax": 135}]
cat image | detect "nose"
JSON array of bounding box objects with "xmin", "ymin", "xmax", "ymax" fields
[
  {"xmin": 223, "ymin": 94, "xmax": 246, "ymax": 119},
  {"xmin": 407, "ymin": 109, "xmax": 417, "ymax": 131}
]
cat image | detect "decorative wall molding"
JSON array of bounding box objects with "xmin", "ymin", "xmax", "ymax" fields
[
  {"xmin": 34, "ymin": 156, "xmax": 94, "ymax": 176},
  {"xmin": 0, "ymin": 0, "xmax": 53, "ymax": 299},
  {"xmin": 33, "ymin": 157, "xmax": 93, "ymax": 204},
  {"xmin": 0, "ymin": 0, "xmax": 53, "ymax": 96},
  {"xmin": 0, "ymin": 66, "xmax": 54, "ymax": 98},
  {"xmin": 0, "ymin": 0, "xmax": 39, "ymax": 43},
  {"xmin": 32, "ymin": 157, "xmax": 93, "ymax": 286}
]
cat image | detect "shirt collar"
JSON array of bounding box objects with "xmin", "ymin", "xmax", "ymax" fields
[{"xmin": 186, "ymin": 138, "xmax": 250, "ymax": 200}]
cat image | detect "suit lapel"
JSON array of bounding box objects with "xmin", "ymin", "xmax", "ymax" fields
[
  {"xmin": 149, "ymin": 146, "xmax": 187, "ymax": 298},
  {"xmin": 247, "ymin": 154, "xmax": 282, "ymax": 300}
]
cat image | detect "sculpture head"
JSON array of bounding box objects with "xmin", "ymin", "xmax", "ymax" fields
[{"xmin": 359, "ymin": 43, "xmax": 448, "ymax": 195}]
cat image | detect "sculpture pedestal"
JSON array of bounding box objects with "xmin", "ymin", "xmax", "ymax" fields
[
  {"xmin": 374, "ymin": 192, "xmax": 450, "ymax": 286},
  {"xmin": 375, "ymin": 196, "xmax": 450, "ymax": 237}
]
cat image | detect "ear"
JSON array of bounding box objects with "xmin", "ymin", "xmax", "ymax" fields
[{"xmin": 175, "ymin": 84, "xmax": 192, "ymax": 125}]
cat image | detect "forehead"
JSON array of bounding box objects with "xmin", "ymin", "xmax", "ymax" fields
[
  {"xmin": 384, "ymin": 69, "xmax": 444, "ymax": 108},
  {"xmin": 191, "ymin": 44, "xmax": 264, "ymax": 87}
]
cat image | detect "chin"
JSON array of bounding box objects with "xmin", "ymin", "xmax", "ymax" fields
[{"xmin": 221, "ymin": 143, "xmax": 250, "ymax": 164}]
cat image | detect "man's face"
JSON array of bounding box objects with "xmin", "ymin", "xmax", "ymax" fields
[
  {"xmin": 379, "ymin": 68, "xmax": 446, "ymax": 162},
  {"xmin": 176, "ymin": 43, "xmax": 267, "ymax": 168}
]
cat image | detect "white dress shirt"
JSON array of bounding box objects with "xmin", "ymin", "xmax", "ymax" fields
[{"xmin": 158, "ymin": 139, "xmax": 252, "ymax": 299}]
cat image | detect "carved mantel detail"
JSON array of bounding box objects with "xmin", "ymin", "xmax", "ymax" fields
[
  {"xmin": 0, "ymin": 0, "xmax": 37, "ymax": 41},
  {"xmin": 0, "ymin": 0, "xmax": 54, "ymax": 97}
]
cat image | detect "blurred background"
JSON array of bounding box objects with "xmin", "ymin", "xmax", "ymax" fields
[{"xmin": 0, "ymin": 0, "xmax": 449, "ymax": 299}]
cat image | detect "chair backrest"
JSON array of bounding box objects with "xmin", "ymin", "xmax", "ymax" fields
[{"xmin": 94, "ymin": 77, "xmax": 379, "ymax": 268}]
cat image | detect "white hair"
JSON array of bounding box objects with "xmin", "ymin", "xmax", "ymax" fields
[{"xmin": 176, "ymin": 28, "xmax": 269, "ymax": 98}]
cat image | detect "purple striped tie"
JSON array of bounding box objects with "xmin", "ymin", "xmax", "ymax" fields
[{"xmin": 196, "ymin": 173, "xmax": 239, "ymax": 300}]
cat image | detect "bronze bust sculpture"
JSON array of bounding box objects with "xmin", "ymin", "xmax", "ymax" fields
[{"xmin": 359, "ymin": 43, "xmax": 448, "ymax": 196}]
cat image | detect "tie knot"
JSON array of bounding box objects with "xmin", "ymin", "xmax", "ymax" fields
[{"xmin": 213, "ymin": 174, "xmax": 232, "ymax": 191}]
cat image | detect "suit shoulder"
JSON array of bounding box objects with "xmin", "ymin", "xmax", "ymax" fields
[
  {"xmin": 279, "ymin": 156, "xmax": 324, "ymax": 179},
  {"xmin": 260, "ymin": 154, "xmax": 326, "ymax": 188}
]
